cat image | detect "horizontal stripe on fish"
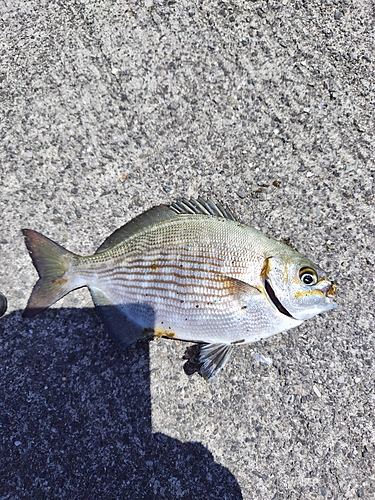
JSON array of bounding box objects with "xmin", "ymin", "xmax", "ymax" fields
[
  {"xmin": 84, "ymin": 262, "xmax": 252, "ymax": 282},
  {"xmin": 93, "ymin": 278, "xmax": 254, "ymax": 297},
  {"xmin": 80, "ymin": 257, "xmax": 253, "ymax": 278},
  {"xmin": 79, "ymin": 257, "xmax": 253, "ymax": 279}
]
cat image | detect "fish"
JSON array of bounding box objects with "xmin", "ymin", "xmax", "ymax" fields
[
  {"xmin": 0, "ymin": 293, "xmax": 7, "ymax": 318},
  {"xmin": 22, "ymin": 198, "xmax": 338, "ymax": 379}
]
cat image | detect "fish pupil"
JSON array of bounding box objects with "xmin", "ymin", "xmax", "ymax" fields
[{"xmin": 302, "ymin": 274, "xmax": 314, "ymax": 285}]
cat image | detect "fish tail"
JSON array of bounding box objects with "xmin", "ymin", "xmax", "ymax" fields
[{"xmin": 22, "ymin": 229, "xmax": 83, "ymax": 318}]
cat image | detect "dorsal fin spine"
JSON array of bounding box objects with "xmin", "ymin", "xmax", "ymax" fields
[{"xmin": 169, "ymin": 198, "xmax": 237, "ymax": 221}]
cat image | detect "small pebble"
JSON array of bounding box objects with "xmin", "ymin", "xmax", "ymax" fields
[
  {"xmin": 334, "ymin": 11, "xmax": 343, "ymax": 20},
  {"xmin": 237, "ymin": 188, "xmax": 246, "ymax": 199},
  {"xmin": 119, "ymin": 173, "xmax": 128, "ymax": 182},
  {"xmin": 345, "ymin": 164, "xmax": 357, "ymax": 173},
  {"xmin": 313, "ymin": 385, "xmax": 322, "ymax": 398},
  {"xmin": 252, "ymin": 353, "xmax": 273, "ymax": 365}
]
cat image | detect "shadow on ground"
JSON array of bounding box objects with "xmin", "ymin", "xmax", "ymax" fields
[{"xmin": 0, "ymin": 307, "xmax": 242, "ymax": 499}]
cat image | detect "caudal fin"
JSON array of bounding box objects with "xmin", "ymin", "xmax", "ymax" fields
[{"xmin": 22, "ymin": 229, "xmax": 81, "ymax": 318}]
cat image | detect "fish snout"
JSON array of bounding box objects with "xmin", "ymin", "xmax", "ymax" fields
[{"xmin": 324, "ymin": 281, "xmax": 338, "ymax": 300}]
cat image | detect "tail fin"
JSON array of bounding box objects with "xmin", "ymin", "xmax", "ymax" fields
[{"xmin": 22, "ymin": 229, "xmax": 81, "ymax": 318}]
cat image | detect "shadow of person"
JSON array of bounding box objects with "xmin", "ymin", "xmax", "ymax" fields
[{"xmin": 0, "ymin": 307, "xmax": 242, "ymax": 499}]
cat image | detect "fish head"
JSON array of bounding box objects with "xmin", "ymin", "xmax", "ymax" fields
[{"xmin": 262, "ymin": 255, "xmax": 338, "ymax": 321}]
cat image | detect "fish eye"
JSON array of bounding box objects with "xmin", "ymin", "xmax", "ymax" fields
[{"xmin": 299, "ymin": 267, "xmax": 318, "ymax": 286}]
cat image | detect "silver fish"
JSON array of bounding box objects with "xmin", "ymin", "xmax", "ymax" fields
[{"xmin": 22, "ymin": 198, "xmax": 337, "ymax": 379}]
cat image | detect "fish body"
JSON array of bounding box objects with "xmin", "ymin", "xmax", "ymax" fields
[{"xmin": 23, "ymin": 199, "xmax": 337, "ymax": 378}]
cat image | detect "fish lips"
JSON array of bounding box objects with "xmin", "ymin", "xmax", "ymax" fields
[
  {"xmin": 323, "ymin": 282, "xmax": 338, "ymax": 300},
  {"xmin": 322, "ymin": 282, "xmax": 339, "ymax": 310}
]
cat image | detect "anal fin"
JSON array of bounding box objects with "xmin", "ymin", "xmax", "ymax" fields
[
  {"xmin": 89, "ymin": 287, "xmax": 154, "ymax": 349},
  {"xmin": 199, "ymin": 343, "xmax": 234, "ymax": 380}
]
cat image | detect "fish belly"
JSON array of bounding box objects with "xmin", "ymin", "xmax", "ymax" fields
[{"xmin": 93, "ymin": 272, "xmax": 296, "ymax": 345}]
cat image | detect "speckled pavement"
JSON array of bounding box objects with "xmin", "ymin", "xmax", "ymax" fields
[{"xmin": 0, "ymin": 1, "xmax": 374, "ymax": 498}]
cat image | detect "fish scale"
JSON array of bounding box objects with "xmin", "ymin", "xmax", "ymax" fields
[{"xmin": 22, "ymin": 198, "xmax": 337, "ymax": 379}]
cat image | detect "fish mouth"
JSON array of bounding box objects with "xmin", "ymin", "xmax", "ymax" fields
[
  {"xmin": 265, "ymin": 279, "xmax": 294, "ymax": 319},
  {"xmin": 320, "ymin": 281, "xmax": 338, "ymax": 301},
  {"xmin": 326, "ymin": 282, "xmax": 338, "ymax": 299}
]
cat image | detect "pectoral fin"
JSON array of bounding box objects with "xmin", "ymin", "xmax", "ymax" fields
[
  {"xmin": 222, "ymin": 275, "xmax": 262, "ymax": 299},
  {"xmin": 199, "ymin": 343, "xmax": 234, "ymax": 380}
]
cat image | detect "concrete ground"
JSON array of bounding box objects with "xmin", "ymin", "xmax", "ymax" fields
[{"xmin": 0, "ymin": 1, "xmax": 374, "ymax": 498}]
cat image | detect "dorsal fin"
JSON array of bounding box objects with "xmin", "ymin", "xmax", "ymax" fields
[
  {"xmin": 95, "ymin": 205, "xmax": 176, "ymax": 253},
  {"xmin": 95, "ymin": 198, "xmax": 237, "ymax": 254},
  {"xmin": 169, "ymin": 198, "xmax": 237, "ymax": 221}
]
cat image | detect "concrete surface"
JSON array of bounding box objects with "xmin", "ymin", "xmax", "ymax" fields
[{"xmin": 0, "ymin": 0, "xmax": 374, "ymax": 498}]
